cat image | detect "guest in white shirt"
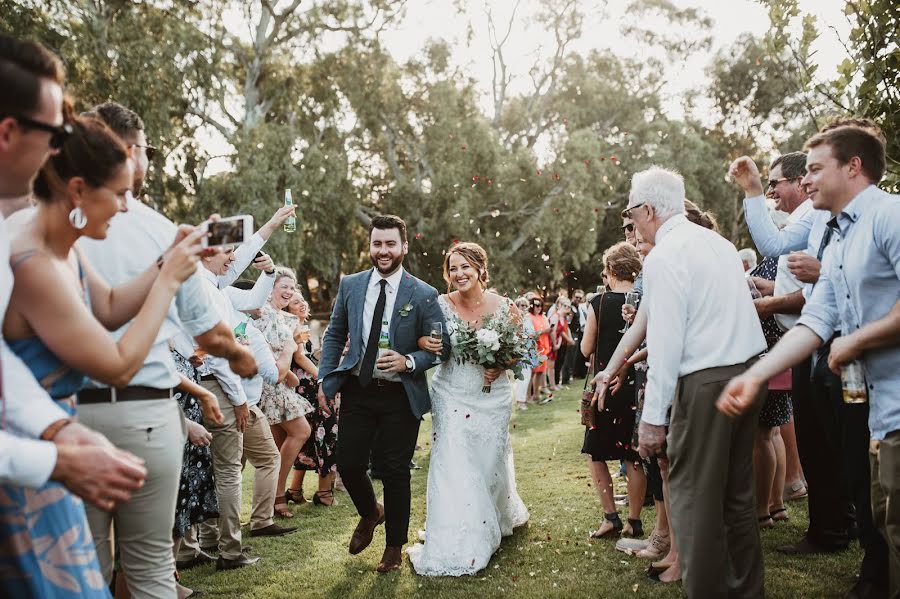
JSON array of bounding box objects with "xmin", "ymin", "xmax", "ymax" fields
[
  {"xmin": 624, "ymin": 166, "xmax": 767, "ymax": 599},
  {"xmin": 77, "ymin": 102, "xmax": 257, "ymax": 597}
]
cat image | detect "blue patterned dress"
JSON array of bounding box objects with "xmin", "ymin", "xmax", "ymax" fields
[{"xmin": 0, "ymin": 252, "xmax": 109, "ymax": 598}]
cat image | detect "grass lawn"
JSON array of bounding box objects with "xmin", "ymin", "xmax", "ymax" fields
[{"xmin": 181, "ymin": 382, "xmax": 861, "ymax": 598}]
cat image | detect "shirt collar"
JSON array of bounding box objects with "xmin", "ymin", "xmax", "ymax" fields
[
  {"xmin": 788, "ymin": 199, "xmax": 814, "ymax": 224},
  {"xmin": 836, "ymin": 184, "xmax": 878, "ymax": 235},
  {"xmin": 369, "ymin": 265, "xmax": 405, "ymax": 292},
  {"xmin": 655, "ymin": 213, "xmax": 687, "ymax": 244},
  {"xmin": 198, "ymin": 266, "xmax": 218, "ymax": 286}
]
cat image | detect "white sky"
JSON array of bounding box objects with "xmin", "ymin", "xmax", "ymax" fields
[{"xmin": 202, "ymin": 0, "xmax": 850, "ymax": 175}]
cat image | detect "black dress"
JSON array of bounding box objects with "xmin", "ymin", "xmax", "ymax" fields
[
  {"xmin": 749, "ymin": 258, "xmax": 793, "ymax": 428},
  {"xmin": 582, "ymin": 292, "xmax": 640, "ymax": 463},
  {"xmin": 172, "ymin": 350, "xmax": 219, "ymax": 537}
]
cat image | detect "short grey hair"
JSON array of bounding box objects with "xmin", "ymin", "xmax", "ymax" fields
[
  {"xmin": 737, "ymin": 248, "xmax": 758, "ymax": 269},
  {"xmin": 629, "ymin": 166, "xmax": 685, "ymax": 219}
]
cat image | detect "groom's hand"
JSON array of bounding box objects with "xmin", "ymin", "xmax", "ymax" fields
[{"xmin": 375, "ymin": 350, "xmax": 409, "ymax": 373}]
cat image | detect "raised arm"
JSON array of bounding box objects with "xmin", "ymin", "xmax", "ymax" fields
[
  {"xmin": 84, "ymin": 224, "xmax": 200, "ymax": 330},
  {"xmin": 8, "ymin": 232, "xmax": 206, "ymax": 387}
]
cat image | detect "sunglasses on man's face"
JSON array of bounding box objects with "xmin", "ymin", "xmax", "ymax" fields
[
  {"xmin": 13, "ymin": 115, "xmax": 72, "ymax": 149},
  {"xmin": 621, "ymin": 223, "xmax": 635, "ymax": 233},
  {"xmin": 133, "ymin": 144, "xmax": 157, "ymax": 161}
]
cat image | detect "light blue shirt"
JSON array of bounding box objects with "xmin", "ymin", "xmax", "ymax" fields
[
  {"xmin": 797, "ymin": 185, "xmax": 900, "ymax": 440},
  {"xmin": 742, "ymin": 195, "xmax": 831, "ymax": 300},
  {"xmin": 78, "ymin": 194, "xmax": 222, "ymax": 389}
]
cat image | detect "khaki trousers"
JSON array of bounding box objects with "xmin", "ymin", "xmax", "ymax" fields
[
  {"xmin": 667, "ymin": 360, "xmax": 766, "ymax": 599},
  {"xmin": 189, "ymin": 381, "xmax": 278, "ymax": 560},
  {"xmin": 80, "ymin": 398, "xmax": 185, "ymax": 599},
  {"xmin": 871, "ymin": 431, "xmax": 900, "ymax": 598}
]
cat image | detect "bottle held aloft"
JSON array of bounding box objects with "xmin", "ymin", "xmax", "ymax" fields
[{"xmin": 283, "ymin": 188, "xmax": 296, "ymax": 233}]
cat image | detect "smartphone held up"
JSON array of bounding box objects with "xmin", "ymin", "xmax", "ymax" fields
[{"xmin": 201, "ymin": 215, "xmax": 254, "ymax": 249}]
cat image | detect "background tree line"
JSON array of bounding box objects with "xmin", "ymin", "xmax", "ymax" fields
[{"xmin": 2, "ymin": 0, "xmax": 894, "ymax": 309}]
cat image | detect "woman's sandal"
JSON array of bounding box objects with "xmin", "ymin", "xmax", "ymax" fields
[
  {"xmin": 285, "ymin": 489, "xmax": 306, "ymax": 505},
  {"xmin": 274, "ymin": 501, "xmax": 294, "ymax": 518},
  {"xmin": 647, "ymin": 561, "xmax": 671, "ymax": 577},
  {"xmin": 313, "ymin": 489, "xmax": 337, "ymax": 507},
  {"xmin": 770, "ymin": 507, "xmax": 789, "ymax": 522},
  {"xmin": 758, "ymin": 515, "xmax": 775, "ymax": 529},
  {"xmin": 622, "ymin": 518, "xmax": 644, "ymax": 538},
  {"xmin": 589, "ymin": 512, "xmax": 623, "ymax": 538}
]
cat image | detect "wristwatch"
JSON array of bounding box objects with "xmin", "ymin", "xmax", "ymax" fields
[
  {"xmin": 265, "ymin": 268, "xmax": 276, "ymax": 276},
  {"xmin": 404, "ymin": 356, "xmax": 415, "ymax": 372}
]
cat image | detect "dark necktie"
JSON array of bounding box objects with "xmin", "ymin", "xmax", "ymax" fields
[
  {"xmin": 358, "ymin": 279, "xmax": 387, "ymax": 387},
  {"xmin": 815, "ymin": 217, "xmax": 838, "ymax": 261}
]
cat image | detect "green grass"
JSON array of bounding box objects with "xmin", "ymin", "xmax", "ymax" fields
[{"xmin": 181, "ymin": 383, "xmax": 861, "ymax": 598}]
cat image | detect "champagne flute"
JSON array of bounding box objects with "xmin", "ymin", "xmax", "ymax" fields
[
  {"xmin": 747, "ymin": 277, "xmax": 763, "ymax": 299},
  {"xmin": 430, "ymin": 322, "xmax": 443, "ymax": 365},
  {"xmin": 620, "ymin": 292, "xmax": 640, "ymax": 334}
]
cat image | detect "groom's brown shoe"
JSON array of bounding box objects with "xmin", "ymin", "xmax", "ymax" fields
[
  {"xmin": 349, "ymin": 503, "xmax": 385, "ymax": 555},
  {"xmin": 376, "ymin": 545, "xmax": 403, "ymax": 573}
]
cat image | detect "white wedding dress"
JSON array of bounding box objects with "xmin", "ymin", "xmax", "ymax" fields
[{"xmin": 407, "ymin": 296, "xmax": 529, "ymax": 576}]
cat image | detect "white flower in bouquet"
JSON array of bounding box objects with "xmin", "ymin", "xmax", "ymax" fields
[{"xmin": 475, "ymin": 328, "xmax": 501, "ymax": 351}]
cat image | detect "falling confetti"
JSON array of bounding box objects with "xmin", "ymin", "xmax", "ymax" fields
[{"xmin": 490, "ymin": 209, "xmax": 500, "ymax": 217}]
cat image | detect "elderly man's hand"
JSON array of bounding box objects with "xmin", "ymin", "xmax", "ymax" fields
[{"xmin": 637, "ymin": 421, "xmax": 667, "ymax": 458}]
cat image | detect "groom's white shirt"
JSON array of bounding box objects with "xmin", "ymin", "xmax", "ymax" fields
[{"xmin": 352, "ymin": 266, "xmax": 406, "ymax": 382}]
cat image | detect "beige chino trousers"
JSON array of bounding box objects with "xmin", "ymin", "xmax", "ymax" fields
[{"xmin": 81, "ymin": 398, "xmax": 185, "ymax": 599}]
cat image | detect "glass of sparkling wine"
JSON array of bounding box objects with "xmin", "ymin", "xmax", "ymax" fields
[
  {"xmin": 841, "ymin": 360, "xmax": 867, "ymax": 404},
  {"xmin": 620, "ymin": 292, "xmax": 640, "ymax": 334},
  {"xmin": 430, "ymin": 322, "xmax": 443, "ymax": 364}
]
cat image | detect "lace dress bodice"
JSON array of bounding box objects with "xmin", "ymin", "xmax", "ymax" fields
[{"xmin": 407, "ymin": 295, "xmax": 529, "ymax": 576}]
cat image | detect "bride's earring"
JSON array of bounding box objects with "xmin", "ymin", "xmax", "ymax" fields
[{"xmin": 68, "ymin": 206, "xmax": 87, "ymax": 229}]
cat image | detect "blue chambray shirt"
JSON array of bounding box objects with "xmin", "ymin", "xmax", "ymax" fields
[{"xmin": 797, "ymin": 185, "xmax": 900, "ymax": 440}]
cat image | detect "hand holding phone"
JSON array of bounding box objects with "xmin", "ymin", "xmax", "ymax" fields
[{"xmin": 202, "ymin": 215, "xmax": 254, "ymax": 248}]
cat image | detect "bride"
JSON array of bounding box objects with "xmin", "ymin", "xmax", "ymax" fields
[{"xmin": 407, "ymin": 242, "xmax": 529, "ymax": 576}]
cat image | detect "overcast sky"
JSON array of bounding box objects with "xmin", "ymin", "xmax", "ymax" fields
[{"xmin": 203, "ymin": 0, "xmax": 850, "ymax": 175}]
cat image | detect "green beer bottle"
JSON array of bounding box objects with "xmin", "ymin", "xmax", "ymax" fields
[{"xmin": 283, "ymin": 188, "xmax": 296, "ymax": 233}]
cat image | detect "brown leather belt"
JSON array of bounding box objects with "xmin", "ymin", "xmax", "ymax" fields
[{"xmin": 78, "ymin": 386, "xmax": 174, "ymax": 404}]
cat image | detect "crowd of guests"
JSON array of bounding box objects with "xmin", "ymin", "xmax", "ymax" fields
[
  {"xmin": 570, "ymin": 117, "xmax": 898, "ymax": 599},
  {"xmin": 0, "ymin": 35, "xmax": 341, "ymax": 598},
  {"xmin": 2, "ymin": 32, "xmax": 898, "ymax": 599}
]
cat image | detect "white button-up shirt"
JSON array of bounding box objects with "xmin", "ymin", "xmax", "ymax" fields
[
  {"xmin": 773, "ymin": 200, "xmax": 812, "ymax": 331},
  {"xmin": 0, "ymin": 213, "xmax": 67, "ymax": 487},
  {"xmin": 196, "ymin": 267, "xmax": 248, "ymax": 406},
  {"xmin": 352, "ymin": 267, "xmax": 405, "ymax": 382},
  {"xmin": 78, "ymin": 194, "xmax": 221, "ymax": 389},
  {"xmin": 743, "ymin": 194, "xmax": 831, "ymax": 301},
  {"xmin": 641, "ymin": 215, "xmax": 767, "ymax": 426}
]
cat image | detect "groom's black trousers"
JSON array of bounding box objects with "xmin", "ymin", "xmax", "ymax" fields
[{"xmin": 337, "ymin": 376, "xmax": 421, "ymax": 547}]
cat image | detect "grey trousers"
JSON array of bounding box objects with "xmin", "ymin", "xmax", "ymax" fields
[
  {"xmin": 871, "ymin": 431, "xmax": 900, "ymax": 598},
  {"xmin": 81, "ymin": 398, "xmax": 185, "ymax": 599},
  {"xmin": 667, "ymin": 360, "xmax": 766, "ymax": 599}
]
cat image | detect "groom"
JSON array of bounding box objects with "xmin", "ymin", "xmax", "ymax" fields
[{"xmin": 318, "ymin": 214, "xmax": 449, "ymax": 572}]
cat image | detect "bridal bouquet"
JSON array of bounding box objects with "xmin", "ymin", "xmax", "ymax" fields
[{"xmin": 449, "ymin": 312, "xmax": 534, "ymax": 393}]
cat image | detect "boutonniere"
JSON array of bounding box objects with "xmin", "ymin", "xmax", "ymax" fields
[{"xmin": 399, "ymin": 303, "xmax": 414, "ymax": 317}]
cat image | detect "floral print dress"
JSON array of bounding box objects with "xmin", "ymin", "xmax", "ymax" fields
[
  {"xmin": 171, "ymin": 349, "xmax": 218, "ymax": 537},
  {"xmin": 255, "ymin": 305, "xmax": 315, "ymax": 425}
]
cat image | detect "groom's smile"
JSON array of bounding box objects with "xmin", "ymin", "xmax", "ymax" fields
[{"xmin": 369, "ymin": 226, "xmax": 408, "ymax": 276}]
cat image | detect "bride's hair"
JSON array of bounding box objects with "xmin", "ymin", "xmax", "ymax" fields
[{"xmin": 443, "ymin": 242, "xmax": 490, "ymax": 292}]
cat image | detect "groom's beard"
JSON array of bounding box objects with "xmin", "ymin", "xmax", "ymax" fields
[{"xmin": 370, "ymin": 252, "xmax": 404, "ymax": 275}]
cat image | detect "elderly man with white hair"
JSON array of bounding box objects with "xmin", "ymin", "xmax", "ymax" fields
[{"xmin": 623, "ymin": 166, "xmax": 768, "ymax": 599}]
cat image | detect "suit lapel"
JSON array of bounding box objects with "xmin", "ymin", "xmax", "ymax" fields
[
  {"xmin": 353, "ymin": 270, "xmax": 371, "ymax": 348},
  {"xmin": 390, "ymin": 272, "xmax": 416, "ymax": 341}
]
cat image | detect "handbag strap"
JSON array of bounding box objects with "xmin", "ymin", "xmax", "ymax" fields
[{"xmin": 583, "ymin": 292, "xmax": 605, "ymax": 390}]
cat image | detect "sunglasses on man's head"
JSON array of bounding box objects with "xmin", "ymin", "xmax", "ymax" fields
[{"xmin": 12, "ymin": 115, "xmax": 72, "ymax": 149}]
